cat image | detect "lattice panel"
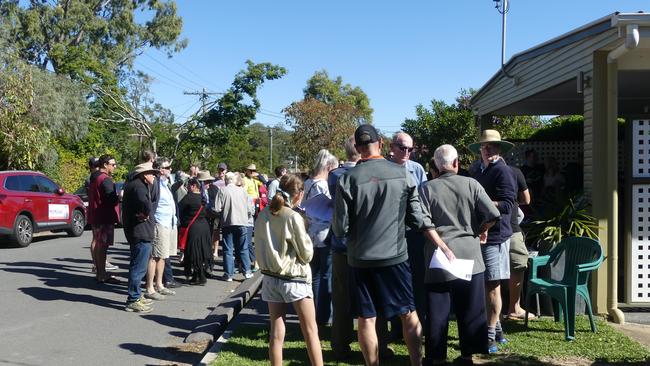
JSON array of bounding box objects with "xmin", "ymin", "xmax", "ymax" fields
[
  {"xmin": 631, "ymin": 184, "xmax": 650, "ymax": 302},
  {"xmin": 505, "ymin": 141, "xmax": 583, "ymax": 169},
  {"xmin": 633, "ymin": 120, "xmax": 650, "ymax": 178}
]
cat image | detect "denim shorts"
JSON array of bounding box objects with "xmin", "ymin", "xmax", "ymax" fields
[
  {"xmin": 261, "ymin": 275, "xmax": 313, "ymax": 303},
  {"xmin": 350, "ymin": 261, "xmax": 415, "ymax": 319},
  {"xmin": 481, "ymin": 239, "xmax": 511, "ymax": 281}
]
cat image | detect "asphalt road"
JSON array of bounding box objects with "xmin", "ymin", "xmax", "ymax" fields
[{"xmin": 0, "ymin": 230, "xmax": 241, "ymax": 366}]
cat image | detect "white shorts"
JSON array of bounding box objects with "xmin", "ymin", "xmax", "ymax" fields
[
  {"xmin": 261, "ymin": 275, "xmax": 313, "ymax": 303},
  {"xmin": 152, "ymin": 224, "xmax": 178, "ymax": 259}
]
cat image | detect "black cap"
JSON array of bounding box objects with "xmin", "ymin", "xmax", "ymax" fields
[
  {"xmin": 88, "ymin": 157, "xmax": 100, "ymax": 168},
  {"xmin": 354, "ymin": 124, "xmax": 380, "ymax": 145}
]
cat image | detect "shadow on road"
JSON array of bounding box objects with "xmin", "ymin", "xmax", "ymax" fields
[
  {"xmin": 19, "ymin": 287, "xmax": 124, "ymax": 311},
  {"xmin": 120, "ymin": 342, "xmax": 207, "ymax": 366}
]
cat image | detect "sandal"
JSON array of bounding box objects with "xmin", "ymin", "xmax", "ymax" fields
[{"xmin": 507, "ymin": 311, "xmax": 536, "ymax": 320}]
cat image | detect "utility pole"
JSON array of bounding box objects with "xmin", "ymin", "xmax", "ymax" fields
[
  {"xmin": 183, "ymin": 88, "xmax": 221, "ymax": 116},
  {"xmin": 269, "ymin": 127, "xmax": 273, "ymax": 174}
]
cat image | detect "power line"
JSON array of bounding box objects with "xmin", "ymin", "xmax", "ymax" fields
[
  {"xmin": 166, "ymin": 54, "xmax": 211, "ymax": 87},
  {"xmin": 142, "ymin": 52, "xmax": 205, "ymax": 90},
  {"xmin": 136, "ymin": 62, "xmax": 197, "ymax": 90}
]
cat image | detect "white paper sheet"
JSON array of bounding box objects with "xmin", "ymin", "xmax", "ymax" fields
[{"xmin": 428, "ymin": 249, "xmax": 474, "ymax": 281}]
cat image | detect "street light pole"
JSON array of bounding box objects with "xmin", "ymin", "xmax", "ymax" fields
[{"xmin": 269, "ymin": 128, "xmax": 273, "ymax": 174}]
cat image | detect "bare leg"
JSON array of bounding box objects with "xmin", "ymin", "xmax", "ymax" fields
[
  {"xmin": 508, "ymin": 270, "xmax": 525, "ymax": 315},
  {"xmin": 293, "ymin": 297, "xmax": 324, "ymax": 366},
  {"xmin": 146, "ymin": 258, "xmax": 156, "ymax": 293},
  {"xmin": 267, "ymin": 302, "xmax": 287, "ymax": 366},
  {"xmin": 358, "ymin": 317, "xmax": 379, "ymax": 366},
  {"xmin": 90, "ymin": 233, "xmax": 96, "ymax": 268},
  {"xmin": 154, "ymin": 258, "xmax": 166, "ymax": 290},
  {"xmin": 486, "ymin": 280, "xmax": 501, "ymax": 328},
  {"xmin": 400, "ymin": 311, "xmax": 423, "ymax": 366}
]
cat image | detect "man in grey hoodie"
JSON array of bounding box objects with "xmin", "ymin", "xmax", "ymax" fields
[{"xmin": 332, "ymin": 124, "xmax": 454, "ymax": 366}]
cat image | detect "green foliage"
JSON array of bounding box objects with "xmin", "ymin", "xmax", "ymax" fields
[
  {"xmin": 529, "ymin": 115, "xmax": 584, "ymax": 141},
  {"xmin": 1, "ymin": 0, "xmax": 187, "ymax": 89},
  {"xmin": 526, "ymin": 194, "xmax": 599, "ymax": 245},
  {"xmin": 201, "ymin": 61, "xmax": 287, "ymax": 134},
  {"xmin": 286, "ymin": 71, "xmax": 372, "ymax": 168},
  {"xmin": 492, "ymin": 115, "xmax": 543, "ymax": 140},
  {"xmin": 402, "ymin": 89, "xmax": 479, "ymax": 166},
  {"xmin": 303, "ymin": 70, "xmax": 373, "ymax": 124},
  {"xmin": 174, "ymin": 61, "xmax": 286, "ymax": 169}
]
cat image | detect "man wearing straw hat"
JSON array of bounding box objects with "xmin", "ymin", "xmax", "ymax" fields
[{"xmin": 468, "ymin": 129, "xmax": 517, "ymax": 354}]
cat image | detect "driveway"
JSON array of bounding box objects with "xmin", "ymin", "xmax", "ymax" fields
[{"xmin": 0, "ymin": 230, "xmax": 240, "ymax": 366}]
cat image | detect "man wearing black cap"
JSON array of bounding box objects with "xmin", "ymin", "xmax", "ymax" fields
[{"xmin": 332, "ymin": 124, "xmax": 455, "ymax": 366}]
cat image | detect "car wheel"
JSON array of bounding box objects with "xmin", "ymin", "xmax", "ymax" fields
[
  {"xmin": 66, "ymin": 209, "xmax": 85, "ymax": 237},
  {"xmin": 12, "ymin": 214, "xmax": 33, "ymax": 248}
]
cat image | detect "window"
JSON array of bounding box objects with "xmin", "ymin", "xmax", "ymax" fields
[
  {"xmin": 4, "ymin": 175, "xmax": 39, "ymax": 192},
  {"xmin": 35, "ymin": 176, "xmax": 59, "ymax": 194}
]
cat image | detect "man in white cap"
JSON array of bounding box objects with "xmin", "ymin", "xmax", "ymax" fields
[{"xmin": 468, "ymin": 129, "xmax": 517, "ymax": 353}]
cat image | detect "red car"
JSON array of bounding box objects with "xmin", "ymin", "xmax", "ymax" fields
[{"xmin": 0, "ymin": 171, "xmax": 86, "ymax": 247}]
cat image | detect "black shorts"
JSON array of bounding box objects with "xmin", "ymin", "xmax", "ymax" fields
[{"xmin": 350, "ymin": 261, "xmax": 416, "ymax": 319}]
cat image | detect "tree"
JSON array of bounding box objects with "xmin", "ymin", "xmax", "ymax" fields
[
  {"xmin": 1, "ymin": 0, "xmax": 187, "ymax": 88},
  {"xmin": 304, "ymin": 70, "xmax": 373, "ymax": 124},
  {"xmin": 285, "ymin": 71, "xmax": 373, "ymax": 166},
  {"xmin": 403, "ymin": 89, "xmax": 542, "ymax": 167},
  {"xmin": 402, "ymin": 90, "xmax": 479, "ymax": 166},
  {"xmin": 174, "ymin": 61, "xmax": 287, "ymax": 162}
]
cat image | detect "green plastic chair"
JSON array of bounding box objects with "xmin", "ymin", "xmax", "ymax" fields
[{"xmin": 524, "ymin": 236, "xmax": 604, "ymax": 340}]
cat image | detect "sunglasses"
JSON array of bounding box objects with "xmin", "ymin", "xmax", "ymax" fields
[
  {"xmin": 161, "ymin": 166, "xmax": 171, "ymax": 170},
  {"xmin": 394, "ymin": 144, "xmax": 414, "ymax": 153}
]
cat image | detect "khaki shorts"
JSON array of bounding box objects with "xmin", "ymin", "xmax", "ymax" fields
[
  {"xmin": 152, "ymin": 223, "xmax": 177, "ymax": 259},
  {"xmin": 509, "ymin": 231, "xmax": 529, "ymax": 271}
]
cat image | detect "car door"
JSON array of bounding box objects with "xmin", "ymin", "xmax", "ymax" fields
[
  {"xmin": 2, "ymin": 175, "xmax": 37, "ymax": 229},
  {"xmin": 15, "ymin": 174, "xmax": 45, "ymax": 226},
  {"xmin": 35, "ymin": 175, "xmax": 70, "ymax": 228}
]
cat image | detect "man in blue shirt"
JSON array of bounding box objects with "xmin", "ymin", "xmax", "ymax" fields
[
  {"xmin": 389, "ymin": 131, "xmax": 428, "ymax": 327},
  {"xmin": 145, "ymin": 158, "xmax": 178, "ymax": 300}
]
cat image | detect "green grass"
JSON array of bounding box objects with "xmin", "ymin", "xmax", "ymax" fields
[{"xmin": 211, "ymin": 316, "xmax": 650, "ymax": 365}]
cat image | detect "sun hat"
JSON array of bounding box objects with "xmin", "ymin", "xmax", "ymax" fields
[
  {"xmin": 197, "ymin": 170, "xmax": 214, "ymax": 182},
  {"xmin": 354, "ymin": 124, "xmax": 380, "ymax": 145},
  {"xmin": 133, "ymin": 162, "xmax": 158, "ymax": 176},
  {"xmin": 467, "ymin": 129, "xmax": 514, "ymax": 155},
  {"xmin": 246, "ymin": 163, "xmax": 257, "ymax": 171}
]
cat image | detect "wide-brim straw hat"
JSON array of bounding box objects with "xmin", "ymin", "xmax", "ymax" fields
[
  {"xmin": 468, "ymin": 129, "xmax": 515, "ymax": 155},
  {"xmin": 133, "ymin": 162, "xmax": 158, "ymax": 176},
  {"xmin": 197, "ymin": 170, "xmax": 214, "ymax": 182},
  {"xmin": 246, "ymin": 163, "xmax": 257, "ymax": 171}
]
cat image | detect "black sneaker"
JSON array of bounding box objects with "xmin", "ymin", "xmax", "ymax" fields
[{"xmin": 487, "ymin": 339, "xmax": 498, "ymax": 354}]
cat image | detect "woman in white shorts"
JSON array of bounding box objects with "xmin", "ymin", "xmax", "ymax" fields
[{"xmin": 254, "ymin": 174, "xmax": 323, "ymax": 366}]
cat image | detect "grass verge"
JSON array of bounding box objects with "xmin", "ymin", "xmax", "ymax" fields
[{"xmin": 211, "ymin": 316, "xmax": 650, "ymax": 365}]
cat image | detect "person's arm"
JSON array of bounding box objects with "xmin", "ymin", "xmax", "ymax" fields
[
  {"xmin": 331, "ymin": 178, "xmax": 350, "ymax": 239},
  {"xmin": 405, "ymin": 174, "xmax": 435, "ymax": 231},
  {"xmin": 291, "ymin": 213, "xmax": 314, "ymax": 264},
  {"xmin": 135, "ymin": 183, "xmax": 152, "ymax": 222},
  {"xmin": 101, "ymin": 177, "xmax": 119, "ymax": 205},
  {"xmin": 475, "ymin": 183, "xmax": 502, "ymax": 242},
  {"xmin": 492, "ymin": 168, "xmax": 516, "ymax": 215},
  {"xmin": 519, "ymin": 189, "xmax": 531, "ymax": 206}
]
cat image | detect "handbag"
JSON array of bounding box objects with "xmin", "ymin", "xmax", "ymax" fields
[{"xmin": 178, "ymin": 205, "xmax": 203, "ymax": 251}]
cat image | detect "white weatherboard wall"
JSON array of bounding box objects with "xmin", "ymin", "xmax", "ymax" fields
[{"xmin": 631, "ymin": 119, "xmax": 650, "ymax": 302}]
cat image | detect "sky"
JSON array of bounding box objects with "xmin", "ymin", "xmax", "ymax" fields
[{"xmin": 134, "ymin": 1, "xmax": 650, "ymax": 136}]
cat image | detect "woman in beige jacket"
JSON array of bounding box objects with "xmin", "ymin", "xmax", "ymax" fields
[{"xmin": 254, "ymin": 174, "xmax": 323, "ymax": 366}]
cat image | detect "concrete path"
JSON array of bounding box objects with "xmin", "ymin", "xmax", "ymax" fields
[{"xmin": 0, "ymin": 230, "xmax": 246, "ymax": 366}]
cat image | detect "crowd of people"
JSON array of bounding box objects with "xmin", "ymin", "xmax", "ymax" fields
[{"xmin": 85, "ymin": 124, "xmax": 567, "ymax": 365}]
